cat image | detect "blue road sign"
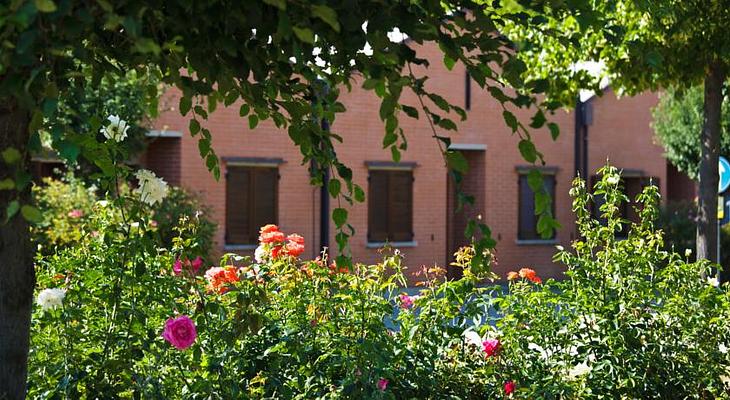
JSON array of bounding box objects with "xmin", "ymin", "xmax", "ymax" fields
[{"xmin": 720, "ymin": 157, "xmax": 730, "ymax": 194}]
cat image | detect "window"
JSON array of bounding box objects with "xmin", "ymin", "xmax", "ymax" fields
[
  {"xmin": 225, "ymin": 165, "xmax": 278, "ymax": 245},
  {"xmin": 518, "ymin": 172, "xmax": 556, "ymax": 241},
  {"xmin": 367, "ymin": 168, "xmax": 414, "ymax": 243}
]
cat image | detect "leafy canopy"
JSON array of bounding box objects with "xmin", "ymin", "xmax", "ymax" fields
[
  {"xmin": 653, "ymin": 85, "xmax": 730, "ymax": 179},
  {"xmin": 0, "ymin": 0, "xmax": 575, "ymax": 267}
]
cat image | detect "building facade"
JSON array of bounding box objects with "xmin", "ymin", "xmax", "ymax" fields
[{"xmin": 143, "ymin": 42, "xmax": 684, "ymax": 281}]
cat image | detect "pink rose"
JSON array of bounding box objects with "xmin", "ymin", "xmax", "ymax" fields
[
  {"xmin": 67, "ymin": 209, "xmax": 84, "ymax": 219},
  {"xmin": 399, "ymin": 294, "xmax": 414, "ymax": 309},
  {"xmin": 174, "ymin": 257, "xmax": 204, "ymax": 276},
  {"xmin": 173, "ymin": 259, "xmax": 183, "ymax": 275},
  {"xmin": 504, "ymin": 380, "xmax": 515, "ymax": 395},
  {"xmin": 162, "ymin": 315, "xmax": 197, "ymax": 350},
  {"xmin": 482, "ymin": 338, "xmax": 501, "ymax": 357},
  {"xmin": 191, "ymin": 256, "xmax": 203, "ymax": 273},
  {"xmin": 377, "ymin": 378, "xmax": 388, "ymax": 391}
]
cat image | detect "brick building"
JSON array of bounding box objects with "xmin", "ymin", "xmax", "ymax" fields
[{"xmin": 142, "ymin": 41, "xmax": 691, "ymax": 281}]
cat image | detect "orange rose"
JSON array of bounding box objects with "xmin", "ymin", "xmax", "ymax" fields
[
  {"xmin": 518, "ymin": 267, "xmax": 542, "ymax": 284},
  {"xmin": 507, "ymin": 271, "xmax": 519, "ymax": 281},
  {"xmin": 204, "ymin": 266, "xmax": 240, "ymax": 294}
]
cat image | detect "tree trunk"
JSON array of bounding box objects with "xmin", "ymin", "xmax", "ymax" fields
[
  {"xmin": 0, "ymin": 99, "xmax": 33, "ymax": 400},
  {"xmin": 697, "ymin": 62, "xmax": 726, "ymax": 266}
]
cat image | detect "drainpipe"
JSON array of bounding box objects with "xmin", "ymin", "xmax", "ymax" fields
[
  {"xmin": 574, "ymin": 98, "xmax": 584, "ymax": 179},
  {"xmin": 320, "ymin": 117, "xmax": 330, "ymax": 254},
  {"xmin": 310, "ymin": 80, "xmax": 330, "ymax": 255}
]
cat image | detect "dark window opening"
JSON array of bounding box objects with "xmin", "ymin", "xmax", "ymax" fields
[
  {"xmin": 225, "ymin": 165, "xmax": 278, "ymax": 245},
  {"xmin": 518, "ymin": 173, "xmax": 556, "ymax": 240},
  {"xmin": 368, "ymin": 169, "xmax": 414, "ymax": 242}
]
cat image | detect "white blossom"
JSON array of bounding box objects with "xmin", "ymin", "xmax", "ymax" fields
[
  {"xmin": 720, "ymin": 343, "xmax": 728, "ymax": 354},
  {"xmin": 134, "ymin": 169, "xmax": 169, "ymax": 206},
  {"xmin": 101, "ymin": 115, "xmax": 130, "ymax": 142},
  {"xmin": 37, "ymin": 288, "xmax": 65, "ymax": 311},
  {"xmin": 606, "ymin": 175, "xmax": 620, "ymax": 185},
  {"xmin": 254, "ymin": 245, "xmax": 267, "ymax": 263},
  {"xmin": 566, "ymin": 361, "xmax": 592, "ymax": 380},
  {"xmin": 708, "ymin": 276, "xmax": 720, "ymax": 287}
]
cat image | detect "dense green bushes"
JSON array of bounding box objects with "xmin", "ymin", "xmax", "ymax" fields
[{"xmin": 28, "ymin": 163, "xmax": 730, "ymax": 398}]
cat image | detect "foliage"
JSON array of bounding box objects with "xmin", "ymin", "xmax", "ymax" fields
[
  {"xmin": 43, "ymin": 67, "xmax": 160, "ymax": 164},
  {"xmin": 495, "ymin": 165, "xmax": 730, "ymax": 398},
  {"xmin": 0, "ymin": 0, "xmax": 573, "ymax": 263},
  {"xmin": 153, "ymin": 186, "xmax": 216, "ymax": 257},
  {"xmin": 31, "ymin": 172, "xmax": 215, "ymax": 258},
  {"xmin": 653, "ymin": 85, "xmax": 730, "ymax": 179},
  {"xmin": 31, "ymin": 171, "xmax": 99, "ymax": 251},
  {"xmin": 28, "ymin": 162, "xmax": 730, "ymax": 399},
  {"xmin": 504, "ymin": 1, "xmax": 730, "ymax": 101},
  {"xmin": 656, "ymin": 200, "xmax": 698, "ymax": 257}
]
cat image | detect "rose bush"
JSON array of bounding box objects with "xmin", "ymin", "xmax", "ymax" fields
[{"xmin": 27, "ymin": 157, "xmax": 730, "ymax": 399}]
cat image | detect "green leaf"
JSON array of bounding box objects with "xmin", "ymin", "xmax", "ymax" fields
[
  {"xmin": 21, "ymin": 205, "xmax": 42, "ymax": 223},
  {"xmin": 179, "ymin": 96, "xmax": 192, "ymax": 116},
  {"xmin": 189, "ymin": 119, "xmax": 201, "ymax": 136},
  {"xmin": 390, "ymin": 146, "xmax": 401, "ymax": 162},
  {"xmin": 443, "ymin": 54, "xmax": 456, "ymax": 71},
  {"xmin": 292, "ymin": 27, "xmax": 315, "ymax": 44},
  {"xmin": 502, "ymin": 110, "xmax": 518, "ymax": 132},
  {"xmin": 527, "ymin": 169, "xmax": 543, "ymax": 192},
  {"xmin": 354, "ymin": 185, "xmax": 365, "ymax": 202},
  {"xmin": 263, "ymin": 0, "xmax": 286, "ymax": 10},
  {"xmin": 1, "ymin": 148, "xmax": 21, "ymax": 165},
  {"xmin": 427, "ymin": 93, "xmax": 450, "ymax": 112},
  {"xmin": 198, "ymin": 138, "xmax": 211, "ymax": 158},
  {"xmin": 379, "ymin": 96, "xmax": 396, "ymax": 121},
  {"xmin": 333, "ymin": 208, "xmax": 348, "ymax": 228},
  {"xmin": 402, "ymin": 105, "xmax": 419, "ymax": 119},
  {"xmin": 518, "ymin": 139, "xmax": 537, "ymax": 163},
  {"xmin": 6, "ymin": 201, "xmax": 19, "ymax": 221},
  {"xmin": 529, "ymin": 110, "xmax": 546, "ymax": 129},
  {"xmin": 249, "ymin": 115, "xmax": 259, "ymax": 129},
  {"xmin": 0, "ymin": 179, "xmax": 14, "ymax": 190},
  {"xmin": 328, "ymin": 179, "xmax": 341, "ymax": 198},
  {"xmin": 34, "ymin": 0, "xmax": 57, "ymax": 12},
  {"xmin": 446, "ymin": 151, "xmax": 469, "ymax": 173},
  {"xmin": 239, "ymin": 104, "xmax": 250, "ymax": 117},
  {"xmin": 438, "ymin": 118, "xmax": 457, "ymax": 131},
  {"xmin": 548, "ymin": 122, "xmax": 560, "ymax": 140},
  {"xmin": 311, "ymin": 5, "xmax": 340, "ymax": 32}
]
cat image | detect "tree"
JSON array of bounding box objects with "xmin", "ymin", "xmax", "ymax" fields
[
  {"xmin": 0, "ymin": 1, "xmax": 571, "ymax": 396},
  {"xmin": 504, "ymin": 0, "xmax": 730, "ymax": 266},
  {"xmin": 653, "ymin": 84, "xmax": 730, "ymax": 180}
]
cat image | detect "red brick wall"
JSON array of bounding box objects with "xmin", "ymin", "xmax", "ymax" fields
[
  {"xmin": 147, "ymin": 41, "xmax": 668, "ymax": 283},
  {"xmin": 143, "ymin": 137, "xmax": 182, "ymax": 186}
]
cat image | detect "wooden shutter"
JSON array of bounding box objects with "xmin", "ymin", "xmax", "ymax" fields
[
  {"xmin": 225, "ymin": 166, "xmax": 278, "ymax": 244},
  {"xmin": 388, "ymin": 170, "xmax": 413, "ymax": 242},
  {"xmin": 252, "ymin": 168, "xmax": 278, "ymax": 234},
  {"xmin": 518, "ymin": 174, "xmax": 556, "ymax": 240},
  {"xmin": 226, "ymin": 166, "xmax": 252, "ymax": 244},
  {"xmin": 368, "ymin": 170, "xmax": 389, "ymax": 242},
  {"xmin": 518, "ymin": 174, "xmax": 538, "ymax": 240}
]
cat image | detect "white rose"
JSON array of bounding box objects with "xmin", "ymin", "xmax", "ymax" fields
[
  {"xmin": 606, "ymin": 175, "xmax": 620, "ymax": 185},
  {"xmin": 37, "ymin": 288, "xmax": 66, "ymax": 311},
  {"xmin": 101, "ymin": 115, "xmax": 130, "ymax": 142},
  {"xmin": 254, "ymin": 245, "xmax": 267, "ymax": 263},
  {"xmin": 134, "ymin": 169, "xmax": 169, "ymax": 206},
  {"xmin": 566, "ymin": 361, "xmax": 592, "ymax": 380}
]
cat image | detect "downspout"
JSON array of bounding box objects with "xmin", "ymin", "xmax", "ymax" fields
[
  {"xmin": 574, "ymin": 98, "xmax": 584, "ymax": 179},
  {"xmin": 320, "ymin": 117, "xmax": 330, "ymax": 254}
]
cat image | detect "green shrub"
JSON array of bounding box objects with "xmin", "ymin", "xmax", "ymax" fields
[
  {"xmin": 32, "ymin": 172, "xmax": 215, "ymax": 258},
  {"xmin": 28, "ymin": 162, "xmax": 730, "ymax": 399},
  {"xmin": 496, "ymin": 165, "xmax": 730, "ymax": 398}
]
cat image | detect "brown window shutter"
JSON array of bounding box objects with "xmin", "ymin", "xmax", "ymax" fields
[
  {"xmin": 251, "ymin": 167, "xmax": 278, "ymax": 237},
  {"xmin": 518, "ymin": 174, "xmax": 538, "ymax": 240},
  {"xmin": 225, "ymin": 166, "xmax": 278, "ymax": 245},
  {"xmin": 518, "ymin": 174, "xmax": 556, "ymax": 240},
  {"xmin": 368, "ymin": 170, "xmax": 390, "ymax": 242},
  {"xmin": 388, "ymin": 170, "xmax": 413, "ymax": 242},
  {"xmin": 226, "ymin": 166, "xmax": 252, "ymax": 244}
]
